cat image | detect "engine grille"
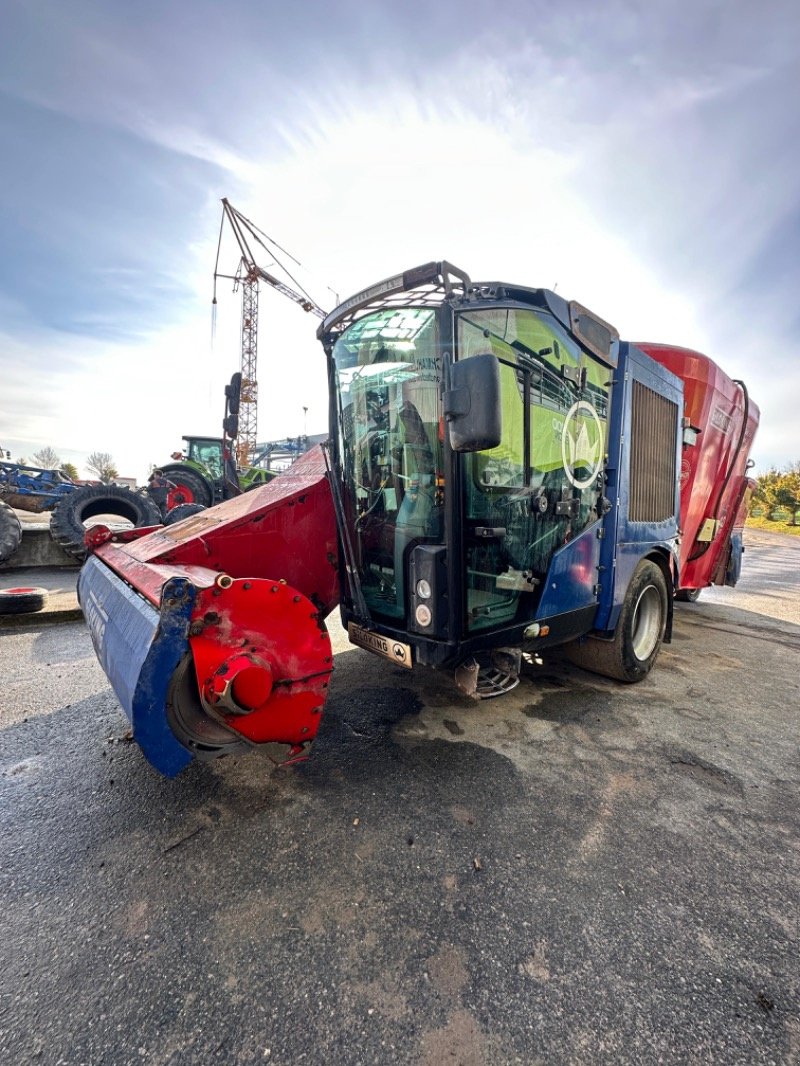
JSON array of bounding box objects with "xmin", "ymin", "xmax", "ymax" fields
[{"xmin": 629, "ymin": 380, "xmax": 678, "ymax": 523}]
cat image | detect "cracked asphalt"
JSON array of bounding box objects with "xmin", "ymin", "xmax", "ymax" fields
[{"xmin": 1, "ymin": 530, "xmax": 798, "ymax": 1064}]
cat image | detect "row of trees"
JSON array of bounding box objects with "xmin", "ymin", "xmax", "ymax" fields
[
  {"xmin": 751, "ymin": 461, "xmax": 800, "ymax": 520},
  {"xmin": 17, "ymin": 446, "xmax": 120, "ymax": 484}
]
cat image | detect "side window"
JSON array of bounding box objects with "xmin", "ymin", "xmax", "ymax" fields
[{"xmin": 457, "ymin": 308, "xmax": 609, "ymax": 632}]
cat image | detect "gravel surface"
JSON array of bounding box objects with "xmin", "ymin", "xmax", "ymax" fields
[{"xmin": 1, "ymin": 532, "xmax": 798, "ymax": 1064}]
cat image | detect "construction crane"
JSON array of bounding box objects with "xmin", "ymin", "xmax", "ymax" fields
[{"xmin": 213, "ymin": 199, "xmax": 327, "ymax": 468}]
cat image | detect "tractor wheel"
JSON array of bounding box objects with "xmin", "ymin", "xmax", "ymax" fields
[
  {"xmin": 157, "ymin": 466, "xmax": 214, "ymax": 510},
  {"xmin": 50, "ymin": 486, "xmax": 162, "ymax": 561},
  {"xmin": 676, "ymin": 587, "xmax": 702, "ymax": 603},
  {"xmin": 0, "ymin": 586, "xmax": 48, "ymax": 615},
  {"xmin": 164, "ymin": 503, "xmax": 206, "ymax": 525},
  {"xmin": 565, "ymin": 559, "xmax": 668, "ymax": 683},
  {"xmin": 0, "ymin": 501, "xmax": 22, "ymax": 564}
]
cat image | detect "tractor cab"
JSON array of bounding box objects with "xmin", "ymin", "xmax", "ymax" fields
[
  {"xmin": 182, "ymin": 437, "xmax": 225, "ymax": 482},
  {"xmin": 319, "ymin": 262, "xmax": 618, "ymax": 678}
]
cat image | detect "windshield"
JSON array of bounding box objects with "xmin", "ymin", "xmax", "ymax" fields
[
  {"xmin": 332, "ymin": 307, "xmax": 444, "ymax": 620},
  {"xmin": 186, "ymin": 439, "xmax": 224, "ymax": 480}
]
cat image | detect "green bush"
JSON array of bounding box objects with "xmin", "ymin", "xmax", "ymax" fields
[{"xmin": 751, "ymin": 461, "xmax": 800, "ymax": 518}]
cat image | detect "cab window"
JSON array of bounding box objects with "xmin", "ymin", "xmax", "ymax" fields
[{"xmin": 457, "ymin": 307, "xmax": 609, "ymax": 631}]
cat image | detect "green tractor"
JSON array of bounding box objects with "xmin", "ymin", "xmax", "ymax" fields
[{"xmin": 147, "ymin": 374, "xmax": 275, "ymax": 523}]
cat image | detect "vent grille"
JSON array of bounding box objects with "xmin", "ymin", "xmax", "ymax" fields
[{"xmin": 630, "ymin": 380, "xmax": 678, "ymax": 523}]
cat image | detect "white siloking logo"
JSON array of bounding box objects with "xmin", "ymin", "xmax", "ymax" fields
[{"xmin": 561, "ymin": 400, "xmax": 604, "ymax": 489}]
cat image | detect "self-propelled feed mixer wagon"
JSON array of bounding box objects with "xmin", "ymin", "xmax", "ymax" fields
[{"xmin": 78, "ymin": 262, "xmax": 759, "ymax": 776}]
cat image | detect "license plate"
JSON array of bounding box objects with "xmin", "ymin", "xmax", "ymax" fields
[{"xmin": 348, "ymin": 623, "xmax": 413, "ymax": 669}]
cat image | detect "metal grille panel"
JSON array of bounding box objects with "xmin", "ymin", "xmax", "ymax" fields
[{"xmin": 630, "ymin": 380, "xmax": 678, "ymax": 523}]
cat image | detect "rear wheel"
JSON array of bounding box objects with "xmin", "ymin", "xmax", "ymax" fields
[
  {"xmin": 50, "ymin": 486, "xmax": 162, "ymax": 561},
  {"xmin": 565, "ymin": 559, "xmax": 668, "ymax": 683},
  {"xmin": 0, "ymin": 501, "xmax": 22, "ymax": 564},
  {"xmin": 676, "ymin": 587, "xmax": 702, "ymax": 603},
  {"xmin": 158, "ymin": 466, "xmax": 213, "ymax": 510}
]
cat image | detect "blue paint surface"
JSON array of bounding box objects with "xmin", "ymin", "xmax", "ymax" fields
[
  {"xmin": 78, "ymin": 558, "xmax": 195, "ymax": 777},
  {"xmin": 592, "ymin": 342, "xmax": 682, "ymax": 633}
]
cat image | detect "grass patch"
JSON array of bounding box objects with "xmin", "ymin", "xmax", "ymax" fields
[{"xmin": 746, "ymin": 515, "xmax": 800, "ymax": 536}]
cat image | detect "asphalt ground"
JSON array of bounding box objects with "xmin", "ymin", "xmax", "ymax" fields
[{"xmin": 0, "ymin": 532, "xmax": 798, "ymax": 1065}]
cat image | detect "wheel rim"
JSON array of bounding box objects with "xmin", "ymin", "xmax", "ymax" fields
[
  {"xmin": 166, "ymin": 654, "xmax": 248, "ymax": 758},
  {"xmin": 166, "ymin": 484, "xmax": 195, "ymax": 509},
  {"xmin": 631, "ymin": 585, "xmax": 662, "ymax": 661}
]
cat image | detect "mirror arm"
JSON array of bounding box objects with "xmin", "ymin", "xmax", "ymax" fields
[{"xmin": 443, "ymin": 387, "xmax": 470, "ymax": 420}]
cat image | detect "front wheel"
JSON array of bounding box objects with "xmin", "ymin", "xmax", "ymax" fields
[
  {"xmin": 676, "ymin": 587, "xmax": 701, "ymax": 603},
  {"xmin": 164, "ymin": 503, "xmax": 206, "ymax": 525},
  {"xmin": 565, "ymin": 559, "xmax": 668, "ymax": 683}
]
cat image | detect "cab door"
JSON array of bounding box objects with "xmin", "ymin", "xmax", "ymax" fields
[{"xmin": 456, "ymin": 306, "xmax": 610, "ymax": 634}]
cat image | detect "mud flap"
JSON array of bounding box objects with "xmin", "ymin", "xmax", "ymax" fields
[
  {"xmin": 78, "ymin": 556, "xmax": 196, "ymax": 776},
  {"xmin": 723, "ymin": 531, "xmax": 744, "ymax": 587}
]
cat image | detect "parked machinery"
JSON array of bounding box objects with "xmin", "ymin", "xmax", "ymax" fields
[
  {"xmin": 0, "ymin": 459, "xmax": 160, "ymax": 563},
  {"xmin": 78, "ymin": 262, "xmax": 758, "ymax": 776},
  {"xmin": 146, "ymin": 373, "xmax": 276, "ymax": 524}
]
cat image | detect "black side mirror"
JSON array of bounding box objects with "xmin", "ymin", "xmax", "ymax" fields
[
  {"xmin": 444, "ymin": 353, "xmax": 502, "ymax": 452},
  {"xmin": 225, "ymin": 373, "xmax": 242, "ymax": 416},
  {"xmin": 223, "ymin": 413, "xmax": 239, "ymax": 439}
]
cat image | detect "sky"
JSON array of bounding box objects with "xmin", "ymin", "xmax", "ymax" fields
[{"xmin": 0, "ymin": 0, "xmax": 798, "ymax": 481}]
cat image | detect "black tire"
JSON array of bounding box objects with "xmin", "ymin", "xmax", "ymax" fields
[
  {"xmin": 565, "ymin": 559, "xmax": 669, "ymax": 683},
  {"xmin": 676, "ymin": 587, "xmax": 702, "ymax": 603},
  {"xmin": 0, "ymin": 586, "xmax": 48, "ymax": 614},
  {"xmin": 156, "ymin": 465, "xmax": 214, "ymax": 509},
  {"xmin": 0, "ymin": 500, "xmax": 22, "ymax": 564},
  {"xmin": 50, "ymin": 486, "xmax": 162, "ymax": 561},
  {"xmin": 164, "ymin": 503, "xmax": 206, "ymax": 525}
]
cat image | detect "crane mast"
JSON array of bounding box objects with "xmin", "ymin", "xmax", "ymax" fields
[
  {"xmin": 239, "ymin": 274, "xmax": 259, "ymax": 468},
  {"xmin": 214, "ymin": 199, "xmax": 326, "ymax": 468}
]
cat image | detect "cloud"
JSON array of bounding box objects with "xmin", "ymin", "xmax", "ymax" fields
[{"xmin": 0, "ymin": 0, "xmax": 798, "ymax": 478}]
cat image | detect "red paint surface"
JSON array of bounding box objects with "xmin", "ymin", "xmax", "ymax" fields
[
  {"xmin": 638, "ymin": 344, "xmax": 759, "ymax": 591},
  {"xmin": 188, "ymin": 577, "xmax": 333, "ymax": 747},
  {"xmin": 94, "ymin": 445, "xmax": 340, "ymax": 612},
  {"xmin": 88, "ymin": 446, "xmax": 339, "ymax": 755}
]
